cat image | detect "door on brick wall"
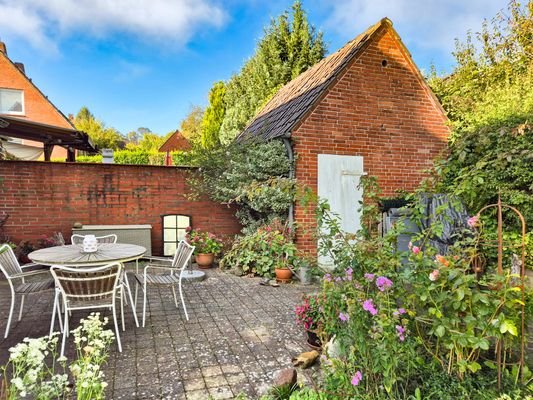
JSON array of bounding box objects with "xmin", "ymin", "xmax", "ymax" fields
[{"xmin": 317, "ymin": 154, "xmax": 364, "ymax": 267}]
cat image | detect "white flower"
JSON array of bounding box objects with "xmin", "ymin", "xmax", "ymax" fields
[{"xmin": 11, "ymin": 377, "xmax": 24, "ymax": 391}]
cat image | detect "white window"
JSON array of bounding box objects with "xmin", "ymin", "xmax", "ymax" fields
[{"xmin": 0, "ymin": 89, "xmax": 24, "ymax": 115}]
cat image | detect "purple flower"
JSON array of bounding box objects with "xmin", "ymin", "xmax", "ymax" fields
[
  {"xmin": 351, "ymin": 370, "xmax": 363, "ymax": 386},
  {"xmin": 345, "ymin": 268, "xmax": 353, "ymax": 281},
  {"xmin": 376, "ymin": 276, "xmax": 393, "ymax": 291},
  {"xmin": 339, "ymin": 312, "xmax": 350, "ymax": 322},
  {"xmin": 393, "ymin": 308, "xmax": 407, "ymax": 317},
  {"xmin": 324, "ymin": 274, "xmax": 332, "ymax": 282},
  {"xmin": 335, "ymin": 276, "xmax": 343, "ymax": 282},
  {"xmin": 364, "ymin": 273, "xmax": 375, "ymax": 282},
  {"xmin": 362, "ymin": 299, "xmax": 378, "ymax": 316},
  {"xmin": 396, "ymin": 325, "xmax": 406, "ymax": 341}
]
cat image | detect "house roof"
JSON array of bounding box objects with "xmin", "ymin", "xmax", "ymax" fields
[
  {"xmin": 238, "ymin": 18, "xmax": 437, "ymax": 142},
  {"xmin": 159, "ymin": 130, "xmax": 191, "ymax": 153},
  {"xmin": 0, "ymin": 42, "xmax": 76, "ymax": 131},
  {"xmin": 0, "ymin": 115, "xmax": 96, "ymax": 153}
]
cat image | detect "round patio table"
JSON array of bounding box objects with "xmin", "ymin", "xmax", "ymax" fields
[
  {"xmin": 29, "ymin": 243, "xmax": 145, "ymax": 328},
  {"xmin": 28, "ymin": 243, "xmax": 146, "ymax": 266}
]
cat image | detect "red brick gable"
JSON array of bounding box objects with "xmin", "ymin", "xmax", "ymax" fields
[
  {"xmin": 159, "ymin": 130, "xmax": 192, "ymax": 153},
  {"xmin": 239, "ymin": 18, "xmax": 447, "ymax": 143},
  {"xmin": 0, "ymin": 46, "xmax": 73, "ymax": 130}
]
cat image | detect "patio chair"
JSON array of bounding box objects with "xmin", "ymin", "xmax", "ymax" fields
[
  {"xmin": 134, "ymin": 241, "xmax": 195, "ymax": 327},
  {"xmin": 71, "ymin": 234, "xmax": 118, "ymax": 245},
  {"xmin": 0, "ymin": 243, "xmax": 59, "ymax": 338},
  {"xmin": 50, "ymin": 263, "xmax": 123, "ymax": 356}
]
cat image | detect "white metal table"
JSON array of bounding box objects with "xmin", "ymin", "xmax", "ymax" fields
[
  {"xmin": 29, "ymin": 243, "xmax": 146, "ymax": 327},
  {"xmin": 29, "ymin": 243, "xmax": 146, "ymax": 266}
]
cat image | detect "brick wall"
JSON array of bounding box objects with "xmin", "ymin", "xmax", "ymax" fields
[
  {"xmin": 0, "ymin": 161, "xmax": 241, "ymax": 255},
  {"xmin": 292, "ymin": 27, "xmax": 450, "ymax": 253}
]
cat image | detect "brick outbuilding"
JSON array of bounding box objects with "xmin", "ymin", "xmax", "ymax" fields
[{"xmin": 239, "ymin": 18, "xmax": 450, "ymax": 254}]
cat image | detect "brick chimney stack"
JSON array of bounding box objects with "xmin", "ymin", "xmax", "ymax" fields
[
  {"xmin": 14, "ymin": 62, "xmax": 25, "ymax": 74},
  {"xmin": 0, "ymin": 41, "xmax": 6, "ymax": 55}
]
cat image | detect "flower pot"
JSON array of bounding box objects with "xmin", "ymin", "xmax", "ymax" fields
[
  {"xmin": 306, "ymin": 330, "xmax": 322, "ymax": 350},
  {"xmin": 275, "ymin": 268, "xmax": 293, "ymax": 283},
  {"xmin": 196, "ymin": 253, "xmax": 215, "ymax": 269}
]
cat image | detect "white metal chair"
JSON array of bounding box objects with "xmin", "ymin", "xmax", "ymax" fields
[
  {"xmin": 50, "ymin": 263, "xmax": 123, "ymax": 356},
  {"xmin": 134, "ymin": 241, "xmax": 195, "ymax": 327},
  {"xmin": 70, "ymin": 233, "xmax": 139, "ymax": 328},
  {"xmin": 71, "ymin": 234, "xmax": 118, "ymax": 245},
  {"xmin": 0, "ymin": 243, "xmax": 59, "ymax": 338}
]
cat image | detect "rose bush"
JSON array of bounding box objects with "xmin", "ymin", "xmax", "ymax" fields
[{"xmin": 295, "ymin": 199, "xmax": 532, "ymax": 399}]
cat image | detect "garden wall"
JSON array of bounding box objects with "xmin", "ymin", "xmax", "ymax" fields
[{"xmin": 0, "ymin": 161, "xmax": 241, "ymax": 255}]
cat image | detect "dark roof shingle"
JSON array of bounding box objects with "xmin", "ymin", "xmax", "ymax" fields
[{"xmin": 237, "ymin": 18, "xmax": 389, "ymax": 142}]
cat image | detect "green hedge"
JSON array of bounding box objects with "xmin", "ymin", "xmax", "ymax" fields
[{"xmin": 76, "ymin": 150, "xmax": 196, "ymax": 166}]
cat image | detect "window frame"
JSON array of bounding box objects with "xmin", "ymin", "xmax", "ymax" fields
[
  {"xmin": 0, "ymin": 88, "xmax": 25, "ymax": 116},
  {"xmin": 161, "ymin": 214, "xmax": 191, "ymax": 256}
]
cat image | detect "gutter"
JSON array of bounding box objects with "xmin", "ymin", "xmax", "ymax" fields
[{"xmin": 282, "ymin": 135, "xmax": 295, "ymax": 231}]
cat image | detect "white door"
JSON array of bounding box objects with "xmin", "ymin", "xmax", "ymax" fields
[{"xmin": 317, "ymin": 154, "xmax": 364, "ymax": 267}]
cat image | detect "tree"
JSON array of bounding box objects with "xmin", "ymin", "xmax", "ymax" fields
[
  {"xmin": 217, "ymin": 0, "xmax": 326, "ymax": 144},
  {"xmin": 200, "ymin": 81, "xmax": 225, "ymax": 149},
  {"xmin": 179, "ymin": 105, "xmax": 204, "ymax": 145},
  {"xmin": 124, "ymin": 127, "xmax": 165, "ymax": 151},
  {"xmin": 136, "ymin": 132, "xmax": 165, "ymax": 152},
  {"xmin": 428, "ymin": 0, "xmax": 533, "ymax": 135},
  {"xmin": 73, "ymin": 106, "xmax": 123, "ymax": 150}
]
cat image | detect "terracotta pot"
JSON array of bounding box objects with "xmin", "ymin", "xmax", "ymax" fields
[
  {"xmin": 275, "ymin": 268, "xmax": 293, "ymax": 283},
  {"xmin": 306, "ymin": 330, "xmax": 322, "ymax": 350},
  {"xmin": 196, "ymin": 253, "xmax": 215, "ymax": 269}
]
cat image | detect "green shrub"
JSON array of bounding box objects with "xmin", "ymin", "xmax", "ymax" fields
[
  {"xmin": 221, "ymin": 221, "xmax": 296, "ymax": 277},
  {"xmin": 191, "ymin": 140, "xmax": 294, "ymax": 230},
  {"xmin": 76, "ymin": 154, "xmax": 103, "ymax": 163}
]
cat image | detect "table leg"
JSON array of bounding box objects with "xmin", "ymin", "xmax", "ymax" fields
[{"xmin": 123, "ymin": 265, "xmax": 139, "ymax": 328}]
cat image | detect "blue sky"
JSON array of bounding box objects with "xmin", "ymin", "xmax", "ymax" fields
[{"xmin": 0, "ymin": 0, "xmax": 505, "ymax": 135}]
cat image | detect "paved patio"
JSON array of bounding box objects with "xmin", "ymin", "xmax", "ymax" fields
[{"xmin": 0, "ymin": 267, "xmax": 319, "ymax": 399}]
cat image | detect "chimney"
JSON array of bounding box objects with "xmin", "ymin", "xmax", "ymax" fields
[
  {"xmin": 14, "ymin": 62, "xmax": 25, "ymax": 74},
  {"xmin": 0, "ymin": 42, "xmax": 6, "ymax": 55}
]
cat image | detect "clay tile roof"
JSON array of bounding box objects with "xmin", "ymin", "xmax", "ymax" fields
[
  {"xmin": 237, "ymin": 18, "xmax": 390, "ymax": 142},
  {"xmin": 159, "ymin": 130, "xmax": 192, "ymax": 152}
]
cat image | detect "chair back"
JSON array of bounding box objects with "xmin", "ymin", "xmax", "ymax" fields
[
  {"xmin": 71, "ymin": 234, "xmax": 118, "ymax": 245},
  {"xmin": 0, "ymin": 244, "xmax": 22, "ymax": 279},
  {"xmin": 96, "ymin": 234, "xmax": 118, "ymax": 244},
  {"xmin": 51, "ymin": 263, "xmax": 122, "ymax": 303},
  {"xmin": 172, "ymin": 241, "xmax": 195, "ymax": 271}
]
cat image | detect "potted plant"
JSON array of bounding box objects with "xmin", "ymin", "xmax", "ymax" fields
[
  {"xmin": 295, "ymin": 293, "xmax": 323, "ymax": 349},
  {"xmin": 270, "ymin": 230, "xmax": 297, "ymax": 282},
  {"xmin": 186, "ymin": 228, "xmax": 223, "ymax": 269}
]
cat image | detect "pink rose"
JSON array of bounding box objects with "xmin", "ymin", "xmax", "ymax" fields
[
  {"xmin": 467, "ymin": 215, "xmax": 479, "ymax": 228},
  {"xmin": 429, "ymin": 269, "xmax": 440, "ymax": 281},
  {"xmin": 412, "ymin": 246, "xmax": 420, "ymax": 254}
]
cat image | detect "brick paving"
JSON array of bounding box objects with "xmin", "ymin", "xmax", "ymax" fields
[{"xmin": 0, "ymin": 267, "xmax": 319, "ymax": 399}]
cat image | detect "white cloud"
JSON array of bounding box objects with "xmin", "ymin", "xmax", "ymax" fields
[
  {"xmin": 325, "ymin": 0, "xmax": 505, "ymax": 52},
  {"xmin": 0, "ymin": 0, "xmax": 226, "ymax": 51}
]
